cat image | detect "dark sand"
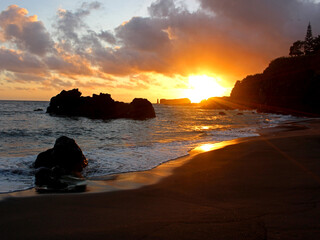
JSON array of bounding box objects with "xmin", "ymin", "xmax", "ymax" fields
[{"xmin": 1, "ymin": 120, "xmax": 320, "ymax": 239}]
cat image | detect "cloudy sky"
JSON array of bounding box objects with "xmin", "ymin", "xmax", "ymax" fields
[{"xmin": 0, "ymin": 0, "xmax": 320, "ymax": 102}]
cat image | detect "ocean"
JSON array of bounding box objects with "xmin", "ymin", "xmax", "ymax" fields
[{"xmin": 0, "ymin": 100, "xmax": 302, "ymax": 193}]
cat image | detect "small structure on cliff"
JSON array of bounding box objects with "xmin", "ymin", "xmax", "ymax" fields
[{"xmin": 47, "ymin": 89, "xmax": 156, "ymax": 120}]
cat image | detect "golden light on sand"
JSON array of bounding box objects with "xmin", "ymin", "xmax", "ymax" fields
[
  {"xmin": 193, "ymin": 140, "xmax": 239, "ymax": 153},
  {"xmin": 184, "ymin": 75, "xmax": 227, "ymax": 103},
  {"xmin": 198, "ymin": 144, "xmax": 216, "ymax": 152}
]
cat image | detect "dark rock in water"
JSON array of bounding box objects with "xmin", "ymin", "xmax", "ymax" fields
[
  {"xmin": 219, "ymin": 111, "xmax": 226, "ymax": 115},
  {"xmin": 34, "ymin": 108, "xmax": 43, "ymax": 112},
  {"xmin": 35, "ymin": 167, "xmax": 68, "ymax": 190},
  {"xmin": 128, "ymin": 98, "xmax": 156, "ymax": 120},
  {"xmin": 34, "ymin": 149, "xmax": 55, "ymax": 169},
  {"xmin": 34, "ymin": 136, "xmax": 88, "ymax": 192},
  {"xmin": 35, "ymin": 167, "xmax": 86, "ymax": 193},
  {"xmin": 47, "ymin": 89, "xmax": 156, "ymax": 120},
  {"xmin": 34, "ymin": 136, "xmax": 87, "ymax": 173}
]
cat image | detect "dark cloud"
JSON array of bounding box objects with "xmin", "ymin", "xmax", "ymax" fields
[
  {"xmin": 50, "ymin": 78, "xmax": 73, "ymax": 88},
  {"xmin": 115, "ymin": 17, "xmax": 170, "ymax": 51},
  {"xmin": 98, "ymin": 30, "xmax": 117, "ymax": 45},
  {"xmin": 44, "ymin": 54, "xmax": 94, "ymax": 77},
  {"xmin": 0, "ymin": 48, "xmax": 48, "ymax": 74},
  {"xmin": 53, "ymin": 1, "xmax": 103, "ymax": 51},
  {"xmin": 199, "ymin": 0, "xmax": 320, "ymax": 40},
  {"xmin": 77, "ymin": 80, "xmax": 113, "ymax": 89},
  {"xmin": 148, "ymin": 0, "xmax": 176, "ymax": 17},
  {"xmin": 101, "ymin": 0, "xmax": 320, "ymax": 78},
  {"xmin": 0, "ymin": 5, "xmax": 54, "ymax": 56},
  {"xmin": 11, "ymin": 73, "xmax": 47, "ymax": 83},
  {"xmin": 2, "ymin": 0, "xmax": 320, "ymax": 92}
]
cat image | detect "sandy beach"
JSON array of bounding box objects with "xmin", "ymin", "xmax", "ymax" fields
[{"xmin": 1, "ymin": 120, "xmax": 320, "ymax": 240}]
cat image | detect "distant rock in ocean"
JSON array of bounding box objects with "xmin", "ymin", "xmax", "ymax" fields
[
  {"xmin": 33, "ymin": 136, "xmax": 88, "ymax": 192},
  {"xmin": 47, "ymin": 89, "xmax": 156, "ymax": 120},
  {"xmin": 160, "ymin": 98, "xmax": 191, "ymax": 105}
]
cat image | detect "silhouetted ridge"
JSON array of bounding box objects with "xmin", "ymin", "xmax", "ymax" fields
[
  {"xmin": 200, "ymin": 23, "xmax": 320, "ymax": 117},
  {"xmin": 47, "ymin": 89, "xmax": 156, "ymax": 120},
  {"xmin": 230, "ymin": 53, "xmax": 320, "ymax": 116}
]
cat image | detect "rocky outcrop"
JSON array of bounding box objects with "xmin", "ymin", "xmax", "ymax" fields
[
  {"xmin": 160, "ymin": 98, "xmax": 191, "ymax": 105},
  {"xmin": 47, "ymin": 89, "xmax": 156, "ymax": 120},
  {"xmin": 230, "ymin": 54, "xmax": 320, "ymax": 117},
  {"xmin": 33, "ymin": 136, "xmax": 88, "ymax": 192}
]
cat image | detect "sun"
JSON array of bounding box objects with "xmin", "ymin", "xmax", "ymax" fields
[{"xmin": 184, "ymin": 75, "xmax": 227, "ymax": 103}]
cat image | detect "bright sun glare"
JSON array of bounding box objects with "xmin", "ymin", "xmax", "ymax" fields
[{"xmin": 184, "ymin": 75, "xmax": 226, "ymax": 103}]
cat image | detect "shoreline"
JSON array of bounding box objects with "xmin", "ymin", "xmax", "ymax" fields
[
  {"xmin": 1, "ymin": 119, "xmax": 320, "ymax": 239},
  {"xmin": 0, "ymin": 137, "xmax": 246, "ymax": 200},
  {"xmin": 0, "ymin": 118, "xmax": 316, "ymax": 200}
]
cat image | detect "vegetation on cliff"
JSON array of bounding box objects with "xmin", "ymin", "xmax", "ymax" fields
[{"xmin": 228, "ymin": 24, "xmax": 320, "ymax": 116}]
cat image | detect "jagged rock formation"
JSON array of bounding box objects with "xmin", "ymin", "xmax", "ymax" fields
[
  {"xmin": 47, "ymin": 89, "xmax": 156, "ymax": 120},
  {"xmin": 230, "ymin": 54, "xmax": 320, "ymax": 116}
]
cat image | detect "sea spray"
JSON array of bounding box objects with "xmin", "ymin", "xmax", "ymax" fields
[{"xmin": 0, "ymin": 101, "xmax": 303, "ymax": 193}]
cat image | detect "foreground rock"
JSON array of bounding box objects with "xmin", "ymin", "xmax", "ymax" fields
[
  {"xmin": 33, "ymin": 136, "xmax": 88, "ymax": 192},
  {"xmin": 47, "ymin": 89, "xmax": 156, "ymax": 120}
]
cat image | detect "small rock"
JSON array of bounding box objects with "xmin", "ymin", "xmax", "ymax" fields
[{"xmin": 33, "ymin": 136, "xmax": 88, "ymax": 192}]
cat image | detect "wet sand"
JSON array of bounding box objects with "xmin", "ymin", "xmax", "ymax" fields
[{"xmin": 1, "ymin": 120, "xmax": 320, "ymax": 239}]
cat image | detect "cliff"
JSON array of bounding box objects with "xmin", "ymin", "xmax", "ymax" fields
[
  {"xmin": 230, "ymin": 53, "xmax": 320, "ymax": 116},
  {"xmin": 47, "ymin": 89, "xmax": 156, "ymax": 120}
]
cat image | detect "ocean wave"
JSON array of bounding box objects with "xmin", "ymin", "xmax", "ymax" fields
[
  {"xmin": 0, "ymin": 129, "xmax": 31, "ymax": 138},
  {"xmin": 0, "ymin": 102, "xmax": 304, "ymax": 193}
]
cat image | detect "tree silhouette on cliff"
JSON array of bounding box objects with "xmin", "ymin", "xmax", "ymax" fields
[
  {"xmin": 289, "ymin": 22, "xmax": 320, "ymax": 56},
  {"xmin": 304, "ymin": 22, "xmax": 314, "ymax": 54},
  {"xmin": 289, "ymin": 41, "xmax": 304, "ymax": 56}
]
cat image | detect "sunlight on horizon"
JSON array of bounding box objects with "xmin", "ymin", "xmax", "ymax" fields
[{"xmin": 184, "ymin": 75, "xmax": 227, "ymax": 103}]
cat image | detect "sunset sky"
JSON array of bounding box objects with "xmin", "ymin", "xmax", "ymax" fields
[{"xmin": 1, "ymin": 0, "xmax": 320, "ymax": 102}]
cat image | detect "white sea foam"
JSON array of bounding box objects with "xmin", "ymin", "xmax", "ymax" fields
[{"xmin": 0, "ymin": 101, "xmax": 303, "ymax": 193}]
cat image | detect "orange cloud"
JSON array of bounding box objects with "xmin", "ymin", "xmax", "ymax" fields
[
  {"xmin": 1, "ymin": 0, "xmax": 320, "ymax": 101},
  {"xmin": 0, "ymin": 5, "xmax": 53, "ymax": 56}
]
